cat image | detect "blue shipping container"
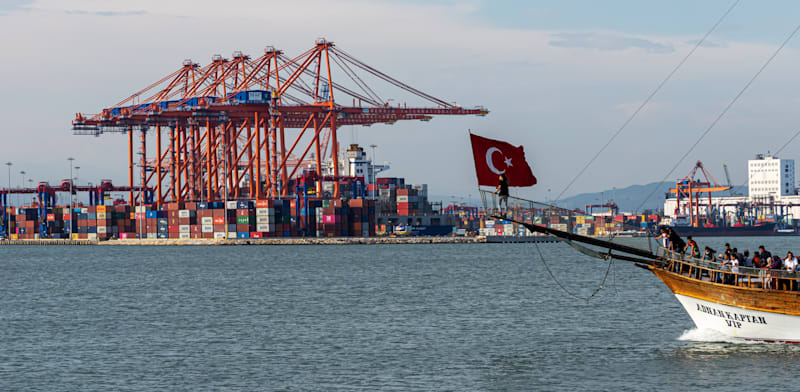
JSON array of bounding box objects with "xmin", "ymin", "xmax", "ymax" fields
[{"xmin": 237, "ymin": 232, "xmax": 250, "ymax": 239}]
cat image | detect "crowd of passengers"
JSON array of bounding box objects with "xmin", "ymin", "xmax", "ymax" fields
[{"xmin": 655, "ymin": 226, "xmax": 799, "ymax": 288}]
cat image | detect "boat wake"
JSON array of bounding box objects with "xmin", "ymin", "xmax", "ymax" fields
[{"xmin": 677, "ymin": 328, "xmax": 758, "ymax": 344}]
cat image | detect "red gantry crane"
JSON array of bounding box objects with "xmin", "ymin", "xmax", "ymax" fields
[
  {"xmin": 72, "ymin": 39, "xmax": 488, "ymax": 207},
  {"xmin": 668, "ymin": 161, "xmax": 732, "ymax": 227}
]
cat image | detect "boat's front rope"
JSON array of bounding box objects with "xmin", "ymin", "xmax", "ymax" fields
[{"xmin": 531, "ymin": 238, "xmax": 616, "ymax": 302}]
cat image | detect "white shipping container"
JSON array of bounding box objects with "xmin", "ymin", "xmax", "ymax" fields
[
  {"xmin": 227, "ymin": 232, "xmax": 237, "ymax": 239},
  {"xmin": 179, "ymin": 232, "xmax": 191, "ymax": 239},
  {"xmin": 81, "ymin": 208, "xmax": 89, "ymax": 214},
  {"xmin": 96, "ymin": 212, "xmax": 107, "ymax": 220},
  {"xmin": 97, "ymin": 226, "xmax": 107, "ymax": 234},
  {"xmin": 213, "ymin": 232, "xmax": 226, "ymax": 239},
  {"xmin": 179, "ymin": 225, "xmax": 191, "ymax": 233},
  {"xmin": 87, "ymin": 233, "xmax": 98, "ymax": 241},
  {"xmin": 202, "ymin": 225, "xmax": 214, "ymax": 233},
  {"xmin": 201, "ymin": 217, "xmax": 213, "ymax": 225},
  {"xmin": 255, "ymin": 208, "xmax": 274, "ymax": 216},
  {"xmin": 256, "ymin": 216, "xmax": 273, "ymax": 224},
  {"xmin": 178, "ymin": 209, "xmax": 195, "ymax": 218},
  {"xmin": 226, "ymin": 201, "xmax": 238, "ymax": 210},
  {"xmin": 147, "ymin": 233, "xmax": 158, "ymax": 239}
]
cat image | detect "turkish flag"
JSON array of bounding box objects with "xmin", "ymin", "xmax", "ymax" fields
[{"xmin": 470, "ymin": 133, "xmax": 537, "ymax": 187}]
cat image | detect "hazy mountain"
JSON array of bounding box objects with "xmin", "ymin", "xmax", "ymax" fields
[{"xmin": 555, "ymin": 181, "xmax": 748, "ymax": 213}]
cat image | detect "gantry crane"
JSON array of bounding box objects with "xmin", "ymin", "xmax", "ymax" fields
[
  {"xmin": 72, "ymin": 39, "xmax": 488, "ymax": 208},
  {"xmin": 668, "ymin": 161, "xmax": 732, "ymax": 227}
]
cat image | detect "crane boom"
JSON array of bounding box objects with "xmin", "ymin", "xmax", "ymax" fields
[{"xmin": 723, "ymin": 164, "xmax": 734, "ymax": 196}]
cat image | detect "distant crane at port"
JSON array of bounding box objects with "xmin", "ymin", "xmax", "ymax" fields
[
  {"xmin": 722, "ymin": 163, "xmax": 737, "ymax": 196},
  {"xmin": 668, "ymin": 161, "xmax": 732, "ymax": 227},
  {"xmin": 71, "ymin": 39, "xmax": 489, "ymax": 207}
]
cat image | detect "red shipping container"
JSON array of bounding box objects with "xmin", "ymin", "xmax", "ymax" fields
[
  {"xmin": 213, "ymin": 217, "xmax": 225, "ymax": 225},
  {"xmin": 250, "ymin": 232, "xmax": 263, "ymax": 238},
  {"xmin": 168, "ymin": 225, "xmax": 179, "ymax": 233}
]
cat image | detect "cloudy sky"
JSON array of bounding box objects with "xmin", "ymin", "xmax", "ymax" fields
[{"xmin": 2, "ymin": 0, "xmax": 800, "ymax": 204}]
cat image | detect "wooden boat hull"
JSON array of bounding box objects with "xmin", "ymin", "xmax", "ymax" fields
[{"xmin": 652, "ymin": 267, "xmax": 800, "ymax": 342}]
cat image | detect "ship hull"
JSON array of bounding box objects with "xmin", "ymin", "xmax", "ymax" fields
[
  {"xmin": 671, "ymin": 223, "xmax": 783, "ymax": 237},
  {"xmin": 673, "ymin": 294, "xmax": 800, "ymax": 342},
  {"xmin": 652, "ymin": 267, "xmax": 800, "ymax": 342}
]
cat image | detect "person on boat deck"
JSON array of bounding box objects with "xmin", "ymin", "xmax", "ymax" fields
[
  {"xmin": 665, "ymin": 228, "xmax": 685, "ymax": 253},
  {"xmin": 723, "ymin": 243, "xmax": 732, "ymax": 258},
  {"xmin": 495, "ymin": 174, "xmax": 509, "ymax": 215},
  {"xmin": 759, "ymin": 245, "xmax": 772, "ymax": 262},
  {"xmin": 703, "ymin": 247, "xmax": 716, "ymax": 262},
  {"xmin": 752, "ymin": 251, "xmax": 763, "ymax": 268},
  {"xmin": 763, "ymin": 255, "xmax": 783, "ymax": 270},
  {"xmin": 728, "ymin": 253, "xmax": 740, "ymax": 285},
  {"xmin": 734, "ymin": 248, "xmax": 744, "ymax": 265},
  {"xmin": 684, "ymin": 237, "xmax": 700, "ymax": 258},
  {"xmin": 783, "ymin": 252, "xmax": 798, "ymax": 291},
  {"xmin": 743, "ymin": 250, "xmax": 753, "ymax": 268},
  {"xmin": 761, "ymin": 256, "xmax": 783, "ymax": 290},
  {"xmin": 655, "ymin": 228, "xmax": 670, "ymax": 248}
]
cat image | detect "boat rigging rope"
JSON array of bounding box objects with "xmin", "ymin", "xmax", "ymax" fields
[
  {"xmin": 532, "ymin": 237, "xmax": 616, "ymax": 302},
  {"xmin": 633, "ymin": 21, "xmax": 800, "ymax": 214},
  {"xmin": 552, "ymin": 0, "xmax": 741, "ymax": 203}
]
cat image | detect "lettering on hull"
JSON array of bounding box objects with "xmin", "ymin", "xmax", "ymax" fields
[{"xmin": 696, "ymin": 303, "xmax": 767, "ymax": 328}]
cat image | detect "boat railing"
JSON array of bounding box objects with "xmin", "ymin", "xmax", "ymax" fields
[
  {"xmin": 659, "ymin": 247, "xmax": 800, "ymax": 290},
  {"xmin": 478, "ymin": 190, "xmax": 649, "ymax": 234}
]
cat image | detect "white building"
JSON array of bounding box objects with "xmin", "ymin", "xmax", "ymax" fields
[{"xmin": 748, "ymin": 154, "xmax": 795, "ymax": 198}]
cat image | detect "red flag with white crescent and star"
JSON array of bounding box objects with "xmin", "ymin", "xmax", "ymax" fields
[{"xmin": 469, "ymin": 133, "xmax": 537, "ymax": 187}]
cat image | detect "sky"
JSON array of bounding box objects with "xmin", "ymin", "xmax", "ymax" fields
[{"xmin": 3, "ymin": 0, "xmax": 800, "ymax": 205}]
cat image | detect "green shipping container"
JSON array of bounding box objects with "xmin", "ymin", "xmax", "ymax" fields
[{"xmin": 236, "ymin": 216, "xmax": 250, "ymax": 224}]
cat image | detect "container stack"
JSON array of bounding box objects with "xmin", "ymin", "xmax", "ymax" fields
[
  {"xmin": 347, "ymin": 199, "xmax": 376, "ymax": 237},
  {"xmin": 10, "ymin": 208, "xmax": 36, "ymax": 239},
  {"xmin": 396, "ymin": 188, "xmax": 419, "ymax": 216}
]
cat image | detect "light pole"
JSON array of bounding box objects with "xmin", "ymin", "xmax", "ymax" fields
[
  {"xmin": 19, "ymin": 170, "xmax": 25, "ymax": 207},
  {"xmin": 5, "ymin": 162, "xmax": 12, "ymax": 238},
  {"xmin": 369, "ymin": 144, "xmax": 377, "ymax": 199},
  {"xmin": 67, "ymin": 158, "xmax": 74, "ymax": 238}
]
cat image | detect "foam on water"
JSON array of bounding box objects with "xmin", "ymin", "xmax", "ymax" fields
[{"xmin": 677, "ymin": 328, "xmax": 756, "ymax": 344}]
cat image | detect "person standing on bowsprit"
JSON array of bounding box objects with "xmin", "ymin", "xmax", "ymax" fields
[{"xmin": 495, "ymin": 174, "xmax": 510, "ymax": 215}]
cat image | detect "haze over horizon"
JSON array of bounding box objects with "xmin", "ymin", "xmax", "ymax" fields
[{"xmin": 3, "ymin": 1, "xmax": 800, "ymax": 204}]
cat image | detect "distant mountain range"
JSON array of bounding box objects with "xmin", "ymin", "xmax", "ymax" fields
[{"xmin": 555, "ymin": 181, "xmax": 748, "ymax": 213}]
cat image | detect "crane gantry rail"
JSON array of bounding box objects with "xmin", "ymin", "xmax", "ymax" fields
[{"xmin": 72, "ymin": 39, "xmax": 488, "ymax": 207}]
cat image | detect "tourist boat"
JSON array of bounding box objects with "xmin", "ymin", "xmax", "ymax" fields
[{"xmin": 501, "ymin": 214, "xmax": 800, "ymax": 343}]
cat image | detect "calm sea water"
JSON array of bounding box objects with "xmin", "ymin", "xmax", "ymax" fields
[{"xmin": 2, "ymin": 237, "xmax": 799, "ymax": 391}]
